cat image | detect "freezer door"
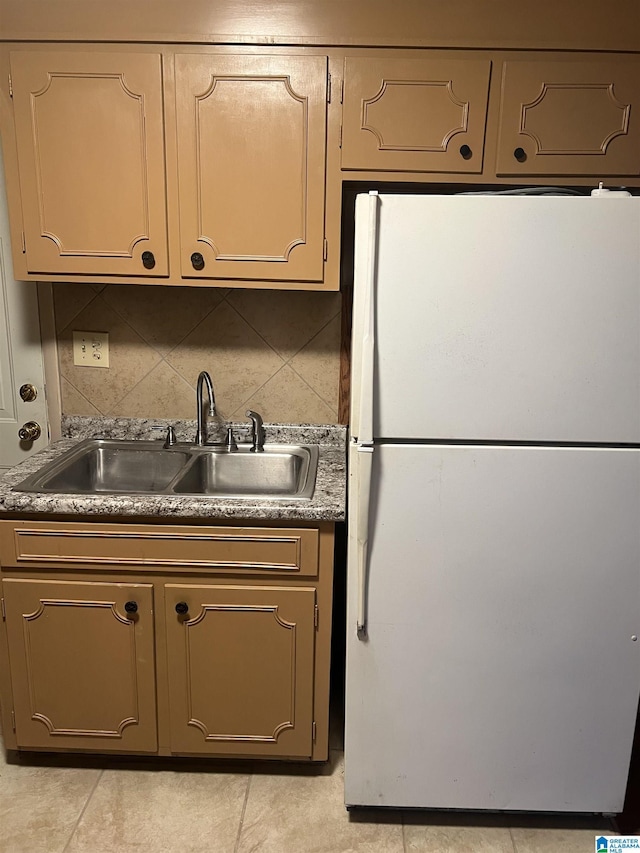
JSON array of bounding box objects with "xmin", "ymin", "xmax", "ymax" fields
[
  {"xmin": 365, "ymin": 194, "xmax": 640, "ymax": 443},
  {"xmin": 345, "ymin": 443, "xmax": 640, "ymax": 811}
]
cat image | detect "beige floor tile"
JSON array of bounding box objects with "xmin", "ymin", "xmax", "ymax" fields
[
  {"xmin": 404, "ymin": 821, "xmax": 515, "ymax": 852},
  {"xmin": 65, "ymin": 767, "xmax": 249, "ymax": 853},
  {"xmin": 0, "ymin": 739, "xmax": 101, "ymax": 853},
  {"xmin": 511, "ymin": 826, "xmax": 615, "ymax": 852},
  {"xmin": 237, "ymin": 752, "xmax": 404, "ymax": 853}
]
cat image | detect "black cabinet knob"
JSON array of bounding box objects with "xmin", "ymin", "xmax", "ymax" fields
[
  {"xmin": 142, "ymin": 251, "xmax": 156, "ymax": 269},
  {"xmin": 175, "ymin": 601, "xmax": 189, "ymax": 615},
  {"xmin": 513, "ymin": 147, "xmax": 527, "ymax": 163},
  {"xmin": 124, "ymin": 600, "xmax": 138, "ymax": 615},
  {"xmin": 191, "ymin": 252, "xmax": 205, "ymax": 271},
  {"xmin": 459, "ymin": 144, "xmax": 472, "ymax": 160}
]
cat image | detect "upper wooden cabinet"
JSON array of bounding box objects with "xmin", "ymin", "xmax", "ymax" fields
[
  {"xmin": 341, "ymin": 57, "xmax": 492, "ymax": 173},
  {"xmin": 175, "ymin": 54, "xmax": 328, "ymax": 283},
  {"xmin": 496, "ymin": 59, "xmax": 640, "ymax": 176},
  {"xmin": 10, "ymin": 51, "xmax": 169, "ymax": 277},
  {"xmin": 3, "ymin": 48, "xmax": 335, "ymax": 289}
]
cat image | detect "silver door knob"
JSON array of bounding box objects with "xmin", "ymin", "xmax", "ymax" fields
[
  {"xmin": 18, "ymin": 421, "xmax": 41, "ymax": 441},
  {"xmin": 19, "ymin": 383, "xmax": 38, "ymax": 402}
]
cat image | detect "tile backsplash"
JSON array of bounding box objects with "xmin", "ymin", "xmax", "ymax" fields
[{"xmin": 53, "ymin": 284, "xmax": 342, "ymax": 424}]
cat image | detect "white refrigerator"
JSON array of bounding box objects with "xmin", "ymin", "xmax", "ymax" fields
[{"xmin": 344, "ymin": 191, "xmax": 640, "ymax": 813}]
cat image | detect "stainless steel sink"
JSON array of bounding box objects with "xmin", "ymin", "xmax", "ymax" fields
[
  {"xmin": 172, "ymin": 446, "xmax": 316, "ymax": 499},
  {"xmin": 13, "ymin": 439, "xmax": 319, "ymax": 501}
]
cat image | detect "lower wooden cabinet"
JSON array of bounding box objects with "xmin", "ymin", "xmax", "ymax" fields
[
  {"xmin": 0, "ymin": 519, "xmax": 335, "ymax": 761},
  {"xmin": 165, "ymin": 584, "xmax": 316, "ymax": 757},
  {"xmin": 3, "ymin": 578, "xmax": 157, "ymax": 752}
]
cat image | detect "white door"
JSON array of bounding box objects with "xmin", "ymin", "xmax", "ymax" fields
[
  {"xmin": 345, "ymin": 442, "xmax": 640, "ymax": 811},
  {"xmin": 0, "ymin": 143, "xmax": 49, "ymax": 472}
]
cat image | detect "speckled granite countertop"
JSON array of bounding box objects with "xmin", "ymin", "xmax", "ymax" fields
[{"xmin": 0, "ymin": 417, "xmax": 347, "ymax": 522}]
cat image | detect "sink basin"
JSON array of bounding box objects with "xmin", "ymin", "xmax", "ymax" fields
[
  {"xmin": 172, "ymin": 446, "xmax": 317, "ymax": 499},
  {"xmin": 13, "ymin": 439, "xmax": 319, "ymax": 501},
  {"xmin": 14, "ymin": 442, "xmax": 192, "ymax": 494}
]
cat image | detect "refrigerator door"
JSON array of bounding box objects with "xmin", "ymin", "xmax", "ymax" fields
[
  {"xmin": 345, "ymin": 442, "xmax": 640, "ymax": 811},
  {"xmin": 359, "ymin": 194, "xmax": 640, "ymax": 443}
]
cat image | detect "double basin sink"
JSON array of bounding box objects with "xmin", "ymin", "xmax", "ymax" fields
[{"xmin": 14, "ymin": 439, "xmax": 319, "ymax": 501}]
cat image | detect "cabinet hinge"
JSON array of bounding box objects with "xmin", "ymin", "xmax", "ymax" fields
[
  {"xmin": 312, "ymin": 721, "xmax": 317, "ymax": 741},
  {"xmin": 1, "ymin": 597, "xmax": 5, "ymax": 620},
  {"xmin": 323, "ymin": 239, "xmax": 328, "ymax": 262},
  {"xmin": 11, "ymin": 709, "xmax": 16, "ymax": 733},
  {"xmin": 327, "ymin": 72, "xmax": 332, "ymax": 103},
  {"xmin": 340, "ymin": 78, "xmax": 344, "ymax": 104},
  {"xmin": 314, "ymin": 603, "xmax": 319, "ymax": 627},
  {"xmin": 8, "ymin": 73, "xmax": 12, "ymax": 98},
  {"xmin": 21, "ymin": 231, "xmax": 26, "ymax": 253},
  {"xmin": 339, "ymin": 124, "xmax": 342, "ymax": 149}
]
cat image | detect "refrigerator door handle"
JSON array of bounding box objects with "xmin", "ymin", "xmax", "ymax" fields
[
  {"xmin": 357, "ymin": 191, "xmax": 379, "ymax": 446},
  {"xmin": 356, "ymin": 443, "xmax": 374, "ymax": 639}
]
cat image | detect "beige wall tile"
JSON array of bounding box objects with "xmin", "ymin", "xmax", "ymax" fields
[
  {"xmin": 54, "ymin": 284, "xmax": 343, "ymax": 425},
  {"xmin": 167, "ymin": 301, "xmax": 285, "ymax": 419},
  {"xmin": 58, "ymin": 295, "xmax": 161, "ymax": 413},
  {"xmin": 109, "ymin": 361, "xmax": 197, "ymax": 418},
  {"xmin": 52, "ymin": 283, "xmax": 99, "ymax": 333},
  {"xmin": 65, "ymin": 768, "xmax": 249, "ymax": 853},
  {"xmin": 101, "ymin": 284, "xmax": 227, "ymax": 355},
  {"xmin": 60, "ymin": 377, "xmax": 101, "ymax": 416},
  {"xmin": 238, "ymin": 364, "xmax": 337, "ymax": 423},
  {"xmin": 290, "ymin": 314, "xmax": 341, "ymax": 410},
  {"xmin": 228, "ymin": 289, "xmax": 341, "ymax": 358}
]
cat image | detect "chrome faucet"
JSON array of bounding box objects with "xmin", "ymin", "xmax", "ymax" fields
[
  {"xmin": 195, "ymin": 371, "xmax": 216, "ymax": 445},
  {"xmin": 246, "ymin": 410, "xmax": 265, "ymax": 452}
]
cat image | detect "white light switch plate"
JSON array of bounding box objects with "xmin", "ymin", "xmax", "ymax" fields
[{"xmin": 72, "ymin": 331, "xmax": 110, "ymax": 368}]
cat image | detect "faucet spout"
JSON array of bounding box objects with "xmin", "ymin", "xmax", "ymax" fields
[{"xmin": 195, "ymin": 371, "xmax": 216, "ymax": 445}]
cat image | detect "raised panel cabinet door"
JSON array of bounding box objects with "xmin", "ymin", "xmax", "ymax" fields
[
  {"xmin": 165, "ymin": 584, "xmax": 316, "ymax": 757},
  {"xmin": 497, "ymin": 59, "xmax": 640, "ymax": 176},
  {"xmin": 341, "ymin": 57, "xmax": 491, "ymax": 173},
  {"xmin": 3, "ymin": 578, "xmax": 157, "ymax": 752},
  {"xmin": 10, "ymin": 51, "xmax": 168, "ymax": 276},
  {"xmin": 175, "ymin": 53, "xmax": 328, "ymax": 283}
]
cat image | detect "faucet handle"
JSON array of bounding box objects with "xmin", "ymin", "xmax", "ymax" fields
[
  {"xmin": 164, "ymin": 426, "xmax": 177, "ymax": 448},
  {"xmin": 224, "ymin": 426, "xmax": 238, "ymax": 452},
  {"xmin": 246, "ymin": 410, "xmax": 265, "ymax": 452}
]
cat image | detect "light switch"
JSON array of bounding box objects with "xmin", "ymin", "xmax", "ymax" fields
[{"xmin": 72, "ymin": 331, "xmax": 110, "ymax": 368}]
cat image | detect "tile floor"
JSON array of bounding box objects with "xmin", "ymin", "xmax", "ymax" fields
[{"xmin": 0, "ymin": 707, "xmax": 620, "ymax": 853}]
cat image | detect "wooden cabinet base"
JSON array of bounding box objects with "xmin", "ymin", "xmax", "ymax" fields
[{"xmin": 0, "ymin": 518, "xmax": 336, "ymax": 762}]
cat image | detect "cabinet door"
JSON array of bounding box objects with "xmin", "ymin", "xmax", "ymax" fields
[
  {"xmin": 3, "ymin": 578, "xmax": 157, "ymax": 752},
  {"xmin": 175, "ymin": 54, "xmax": 328, "ymax": 283},
  {"xmin": 165, "ymin": 584, "xmax": 316, "ymax": 757},
  {"xmin": 496, "ymin": 60, "xmax": 640, "ymax": 176},
  {"xmin": 341, "ymin": 57, "xmax": 491, "ymax": 173},
  {"xmin": 10, "ymin": 51, "xmax": 168, "ymax": 276}
]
